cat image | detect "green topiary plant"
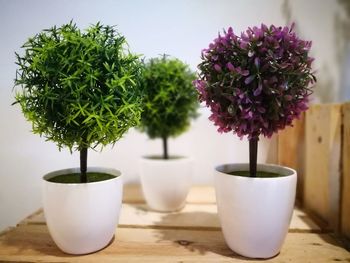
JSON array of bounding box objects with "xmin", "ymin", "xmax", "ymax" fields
[
  {"xmin": 139, "ymin": 55, "xmax": 198, "ymax": 159},
  {"xmin": 14, "ymin": 21, "xmax": 144, "ymax": 183}
]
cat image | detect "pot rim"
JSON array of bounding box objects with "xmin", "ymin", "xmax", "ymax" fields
[
  {"xmin": 215, "ymin": 163, "xmax": 296, "ymax": 180},
  {"xmin": 43, "ymin": 167, "xmax": 122, "ymax": 185}
]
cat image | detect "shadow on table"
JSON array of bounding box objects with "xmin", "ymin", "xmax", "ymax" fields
[{"xmin": 152, "ymin": 210, "xmax": 266, "ymax": 261}]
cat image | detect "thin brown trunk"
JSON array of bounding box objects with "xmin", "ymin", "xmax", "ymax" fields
[
  {"xmin": 80, "ymin": 147, "xmax": 88, "ymax": 183},
  {"xmin": 249, "ymin": 137, "xmax": 258, "ymax": 177},
  {"xmin": 162, "ymin": 136, "xmax": 168, "ymax": 160}
]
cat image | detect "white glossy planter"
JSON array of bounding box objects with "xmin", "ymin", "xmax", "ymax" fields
[
  {"xmin": 43, "ymin": 167, "xmax": 123, "ymax": 255},
  {"xmin": 140, "ymin": 156, "xmax": 192, "ymax": 212},
  {"xmin": 215, "ymin": 163, "xmax": 297, "ymax": 259}
]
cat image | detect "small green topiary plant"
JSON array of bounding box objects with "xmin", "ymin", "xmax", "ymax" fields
[
  {"xmin": 13, "ymin": 21, "xmax": 144, "ymax": 183},
  {"xmin": 139, "ymin": 55, "xmax": 199, "ymax": 159}
]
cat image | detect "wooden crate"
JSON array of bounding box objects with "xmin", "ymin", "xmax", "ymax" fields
[
  {"xmin": 278, "ymin": 102, "xmax": 350, "ymax": 241},
  {"xmin": 342, "ymin": 103, "xmax": 350, "ymax": 239},
  {"xmin": 0, "ymin": 184, "xmax": 349, "ymax": 262},
  {"xmin": 278, "ymin": 113, "xmax": 305, "ymax": 202},
  {"xmin": 304, "ymin": 104, "xmax": 342, "ymax": 231}
]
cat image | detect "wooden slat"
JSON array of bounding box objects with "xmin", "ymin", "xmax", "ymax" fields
[
  {"xmin": 19, "ymin": 204, "xmax": 321, "ymax": 233},
  {"xmin": 342, "ymin": 103, "xmax": 350, "ymax": 239},
  {"xmin": 3, "ymin": 185, "xmax": 348, "ymax": 261},
  {"xmin": 18, "ymin": 205, "xmax": 220, "ymax": 230},
  {"xmin": 18, "ymin": 186, "xmax": 321, "ymax": 232},
  {"xmin": 278, "ymin": 114, "xmax": 305, "ymax": 202},
  {"xmin": 0, "ymin": 225, "xmax": 348, "ymax": 262},
  {"xmin": 304, "ymin": 104, "xmax": 342, "ymax": 230},
  {"xmin": 123, "ymin": 184, "xmax": 216, "ymax": 204}
]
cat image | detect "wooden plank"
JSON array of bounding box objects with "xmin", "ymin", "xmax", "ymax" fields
[
  {"xmin": 122, "ymin": 184, "xmax": 145, "ymax": 203},
  {"xmin": 342, "ymin": 103, "xmax": 350, "ymax": 239},
  {"xmin": 3, "ymin": 184, "xmax": 347, "ymax": 262},
  {"xmin": 278, "ymin": 113, "xmax": 305, "ymax": 202},
  {"xmin": 123, "ymin": 184, "xmax": 216, "ymax": 204},
  {"xmin": 19, "ymin": 205, "xmax": 220, "ymax": 230},
  {"xmin": 304, "ymin": 104, "xmax": 342, "ymax": 230},
  {"xmin": 185, "ymin": 186, "xmax": 216, "ymax": 204},
  {"xmin": 0, "ymin": 225, "xmax": 348, "ymax": 262},
  {"xmin": 20, "ymin": 205, "xmax": 321, "ymax": 233}
]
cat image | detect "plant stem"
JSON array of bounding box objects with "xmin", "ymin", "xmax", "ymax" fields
[
  {"xmin": 80, "ymin": 147, "xmax": 88, "ymax": 183},
  {"xmin": 249, "ymin": 137, "xmax": 258, "ymax": 177},
  {"xmin": 162, "ymin": 136, "xmax": 168, "ymax": 160}
]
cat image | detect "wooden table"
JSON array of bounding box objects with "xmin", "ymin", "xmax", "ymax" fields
[{"xmin": 0, "ymin": 185, "xmax": 349, "ymax": 262}]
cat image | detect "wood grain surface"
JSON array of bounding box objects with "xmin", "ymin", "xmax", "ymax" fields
[{"xmin": 0, "ymin": 184, "xmax": 349, "ymax": 262}]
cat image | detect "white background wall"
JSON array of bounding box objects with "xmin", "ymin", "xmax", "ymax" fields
[{"xmin": 0, "ymin": 0, "xmax": 344, "ymax": 231}]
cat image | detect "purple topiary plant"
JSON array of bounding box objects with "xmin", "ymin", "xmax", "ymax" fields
[{"xmin": 194, "ymin": 23, "xmax": 316, "ymax": 177}]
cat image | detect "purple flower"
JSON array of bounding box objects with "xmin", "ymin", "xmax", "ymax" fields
[
  {"xmin": 257, "ymin": 106, "xmax": 266, "ymax": 113},
  {"xmin": 261, "ymin": 23, "xmax": 268, "ymax": 31},
  {"xmin": 227, "ymin": 27, "xmax": 234, "ymax": 35},
  {"xmin": 254, "ymin": 57, "xmax": 260, "ymax": 68},
  {"xmin": 240, "ymin": 41, "xmax": 248, "ymax": 49},
  {"xmin": 234, "ymin": 66, "xmax": 249, "ymax": 76},
  {"xmin": 226, "ymin": 62, "xmax": 235, "ymax": 71},
  {"xmin": 244, "ymin": 75, "xmax": 255, "ymax": 85},
  {"xmin": 194, "ymin": 23, "xmax": 316, "ymax": 139},
  {"xmin": 214, "ymin": 64, "xmax": 222, "ymax": 72},
  {"xmin": 253, "ymin": 82, "xmax": 263, "ymax": 96}
]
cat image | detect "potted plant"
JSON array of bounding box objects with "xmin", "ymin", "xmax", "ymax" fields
[
  {"xmin": 13, "ymin": 22, "xmax": 144, "ymax": 254},
  {"xmin": 194, "ymin": 24, "xmax": 316, "ymax": 258},
  {"xmin": 139, "ymin": 55, "xmax": 198, "ymax": 212}
]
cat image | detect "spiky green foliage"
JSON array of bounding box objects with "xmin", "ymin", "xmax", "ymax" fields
[
  {"xmin": 139, "ymin": 56, "xmax": 198, "ymax": 139},
  {"xmin": 14, "ymin": 22, "xmax": 144, "ymax": 151}
]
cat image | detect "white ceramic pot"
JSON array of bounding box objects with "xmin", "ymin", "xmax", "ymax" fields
[
  {"xmin": 215, "ymin": 163, "xmax": 296, "ymax": 259},
  {"xmin": 43, "ymin": 167, "xmax": 123, "ymax": 255},
  {"xmin": 140, "ymin": 156, "xmax": 192, "ymax": 212}
]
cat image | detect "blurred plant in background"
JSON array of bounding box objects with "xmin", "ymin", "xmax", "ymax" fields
[{"xmin": 139, "ymin": 55, "xmax": 198, "ymax": 159}]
